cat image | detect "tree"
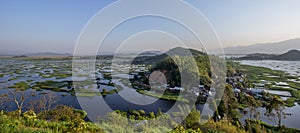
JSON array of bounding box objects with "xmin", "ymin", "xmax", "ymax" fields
[
  {"xmin": 239, "ymin": 94, "xmax": 262, "ymax": 121},
  {"xmin": 209, "ymin": 99, "xmax": 220, "ymax": 122},
  {"xmin": 265, "ymin": 96, "xmax": 286, "ymax": 127},
  {"xmin": 157, "ymin": 108, "xmax": 163, "ymax": 117},
  {"xmin": 0, "ymin": 81, "xmax": 34, "ymax": 116},
  {"xmin": 6, "ymin": 89, "xmax": 35, "ymax": 116},
  {"xmin": 219, "ymin": 84, "xmax": 240, "ymax": 123},
  {"xmin": 239, "ymin": 94, "xmax": 262, "ymax": 132},
  {"xmin": 149, "ymin": 112, "xmax": 155, "ymax": 119},
  {"xmin": 184, "ymin": 107, "xmax": 200, "ymax": 129},
  {"xmin": 29, "ymin": 92, "xmax": 58, "ymax": 114},
  {"xmin": 42, "ymin": 105, "xmax": 87, "ymax": 122}
]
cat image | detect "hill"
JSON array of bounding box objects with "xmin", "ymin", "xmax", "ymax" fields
[
  {"xmin": 238, "ymin": 49, "xmax": 300, "ymax": 61},
  {"xmin": 213, "ymin": 38, "xmax": 300, "ymax": 54},
  {"xmin": 238, "ymin": 53, "xmax": 277, "ymax": 60},
  {"xmin": 132, "ymin": 47, "xmax": 206, "ymax": 64},
  {"xmin": 271, "ymin": 49, "xmax": 300, "ymax": 61},
  {"xmin": 139, "ymin": 50, "xmax": 163, "ymax": 56},
  {"xmin": 132, "ymin": 47, "xmax": 212, "ymax": 87}
]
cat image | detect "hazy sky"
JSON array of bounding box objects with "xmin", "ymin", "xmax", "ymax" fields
[{"xmin": 1, "ymin": 0, "xmax": 300, "ymax": 54}]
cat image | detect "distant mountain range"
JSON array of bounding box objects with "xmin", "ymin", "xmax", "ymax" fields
[
  {"xmin": 26, "ymin": 52, "xmax": 71, "ymax": 56},
  {"xmin": 239, "ymin": 49, "xmax": 300, "ymax": 61},
  {"xmin": 138, "ymin": 50, "xmax": 163, "ymax": 56},
  {"xmin": 3, "ymin": 52, "xmax": 72, "ymax": 57},
  {"xmin": 213, "ymin": 38, "xmax": 300, "ymax": 54},
  {"xmin": 2, "ymin": 38, "xmax": 299, "ymax": 57}
]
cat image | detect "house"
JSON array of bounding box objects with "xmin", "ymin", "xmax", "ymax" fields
[
  {"xmin": 233, "ymin": 88, "xmax": 241, "ymax": 93},
  {"xmin": 254, "ymin": 83, "xmax": 265, "ymax": 89},
  {"xmin": 249, "ymin": 88, "xmax": 266, "ymax": 98},
  {"xmin": 276, "ymin": 82, "xmax": 289, "ymax": 86},
  {"xmin": 169, "ymin": 87, "xmax": 184, "ymax": 91}
]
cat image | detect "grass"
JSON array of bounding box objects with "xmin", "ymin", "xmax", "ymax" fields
[
  {"xmin": 9, "ymin": 81, "xmax": 30, "ymax": 90},
  {"xmin": 75, "ymin": 88, "xmax": 118, "ymax": 97},
  {"xmin": 287, "ymin": 81, "xmax": 300, "ymax": 89},
  {"xmin": 101, "ymin": 89, "xmax": 118, "ymax": 96},
  {"xmin": 103, "ymin": 73, "xmax": 112, "ymax": 80},
  {"xmin": 228, "ymin": 62, "xmax": 285, "ymax": 83},
  {"xmin": 136, "ymin": 90, "xmax": 189, "ymax": 103},
  {"xmin": 76, "ymin": 93, "xmax": 100, "ymax": 97},
  {"xmin": 285, "ymin": 97, "xmax": 297, "ymax": 107},
  {"xmin": 270, "ymin": 87, "xmax": 300, "ymax": 99},
  {"xmin": 33, "ymin": 81, "xmax": 70, "ymax": 92},
  {"xmin": 8, "ymin": 77, "xmax": 20, "ymax": 81},
  {"xmin": 0, "ymin": 109, "xmax": 103, "ymax": 133}
]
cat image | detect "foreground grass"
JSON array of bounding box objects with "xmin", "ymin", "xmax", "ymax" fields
[
  {"xmin": 0, "ymin": 108, "xmax": 103, "ymax": 133},
  {"xmin": 1, "ymin": 107, "xmax": 300, "ymax": 133}
]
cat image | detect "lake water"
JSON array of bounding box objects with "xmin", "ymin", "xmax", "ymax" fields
[
  {"xmin": 239, "ymin": 60, "xmax": 300, "ymax": 129},
  {"xmin": 0, "ymin": 59, "xmax": 196, "ymax": 122},
  {"xmin": 239, "ymin": 60, "xmax": 300, "ymax": 77},
  {"xmin": 240, "ymin": 103, "xmax": 300, "ymax": 129}
]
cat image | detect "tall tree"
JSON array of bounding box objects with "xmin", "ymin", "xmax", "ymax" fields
[
  {"xmin": 220, "ymin": 84, "xmax": 240, "ymax": 123},
  {"xmin": 265, "ymin": 96, "xmax": 286, "ymax": 127}
]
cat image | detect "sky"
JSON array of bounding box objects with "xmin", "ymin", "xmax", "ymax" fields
[{"xmin": 1, "ymin": 0, "xmax": 300, "ymax": 54}]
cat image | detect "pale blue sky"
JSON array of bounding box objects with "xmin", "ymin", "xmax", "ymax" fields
[{"xmin": 1, "ymin": 0, "xmax": 300, "ymax": 54}]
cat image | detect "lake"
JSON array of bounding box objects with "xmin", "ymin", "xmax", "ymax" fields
[
  {"xmin": 239, "ymin": 60, "xmax": 300, "ymax": 77},
  {"xmin": 0, "ymin": 59, "xmax": 198, "ymax": 122},
  {"xmin": 239, "ymin": 60, "xmax": 300, "ymax": 129}
]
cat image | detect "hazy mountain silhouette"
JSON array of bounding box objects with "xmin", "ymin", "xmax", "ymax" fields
[
  {"xmin": 26, "ymin": 52, "xmax": 71, "ymax": 56},
  {"xmin": 239, "ymin": 49, "xmax": 300, "ymax": 61},
  {"xmin": 213, "ymin": 38, "xmax": 300, "ymax": 54},
  {"xmin": 271, "ymin": 49, "xmax": 300, "ymax": 60}
]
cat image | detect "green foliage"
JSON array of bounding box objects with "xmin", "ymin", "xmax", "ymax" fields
[
  {"xmin": 149, "ymin": 112, "xmax": 155, "ymax": 119},
  {"xmin": 184, "ymin": 107, "xmax": 200, "ymax": 129},
  {"xmin": 200, "ymin": 120, "xmax": 247, "ymax": 133},
  {"xmin": 0, "ymin": 102, "xmax": 299, "ymax": 133},
  {"xmin": 136, "ymin": 90, "xmax": 189, "ymax": 103},
  {"xmin": 22, "ymin": 110, "xmax": 37, "ymax": 121},
  {"xmin": 33, "ymin": 81, "xmax": 69, "ymax": 92},
  {"xmin": 285, "ymin": 97, "xmax": 297, "ymax": 107},
  {"xmin": 150, "ymin": 53, "xmax": 211, "ymax": 88},
  {"xmin": 265, "ymin": 96, "xmax": 286, "ymax": 127},
  {"xmin": 240, "ymin": 94, "xmax": 262, "ymax": 120},
  {"xmin": 39, "ymin": 105, "xmax": 87, "ymax": 121},
  {"xmin": 245, "ymin": 120, "xmax": 300, "ymax": 133},
  {"xmin": 218, "ymin": 84, "xmax": 241, "ymax": 122},
  {"xmin": 10, "ymin": 81, "xmax": 30, "ymax": 90},
  {"xmin": 228, "ymin": 62, "xmax": 285, "ymax": 83},
  {"xmin": 0, "ymin": 109, "xmax": 103, "ymax": 133}
]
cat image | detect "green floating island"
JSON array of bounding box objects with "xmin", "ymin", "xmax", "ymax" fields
[
  {"xmin": 76, "ymin": 88, "xmax": 119, "ymax": 97},
  {"xmin": 32, "ymin": 80, "xmax": 71, "ymax": 93},
  {"xmin": 9, "ymin": 81, "xmax": 30, "ymax": 90}
]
